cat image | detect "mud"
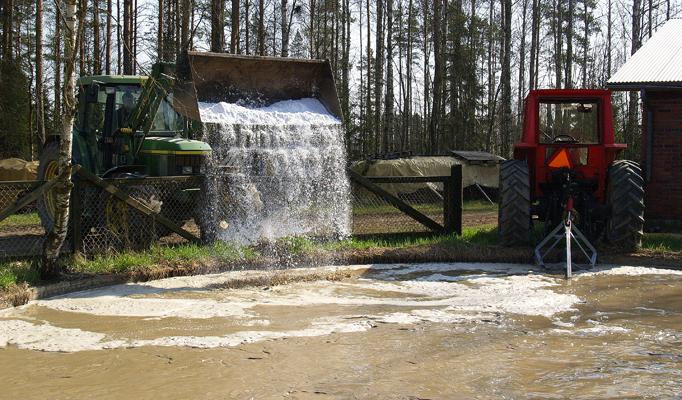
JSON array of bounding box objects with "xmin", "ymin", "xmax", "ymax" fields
[{"xmin": 1, "ymin": 263, "xmax": 682, "ymax": 399}]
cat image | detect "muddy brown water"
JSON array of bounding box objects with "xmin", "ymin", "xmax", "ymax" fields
[{"xmin": 1, "ymin": 263, "xmax": 681, "ymax": 399}]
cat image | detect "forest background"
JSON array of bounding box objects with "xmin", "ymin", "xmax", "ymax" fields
[{"xmin": 0, "ymin": 0, "xmax": 678, "ymax": 162}]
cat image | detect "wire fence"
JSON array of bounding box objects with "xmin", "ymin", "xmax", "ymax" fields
[
  {"xmin": 0, "ymin": 169, "xmax": 462, "ymax": 260},
  {"xmin": 351, "ymin": 183, "xmax": 445, "ymax": 235},
  {"xmin": 0, "ymin": 181, "xmax": 47, "ymax": 259},
  {"xmin": 73, "ymin": 176, "xmax": 203, "ymax": 255}
]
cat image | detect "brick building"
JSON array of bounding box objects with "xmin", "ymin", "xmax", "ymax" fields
[{"xmin": 607, "ymin": 19, "xmax": 682, "ymax": 224}]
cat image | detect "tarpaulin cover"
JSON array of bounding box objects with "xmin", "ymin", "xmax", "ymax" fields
[{"xmin": 351, "ymin": 156, "xmax": 499, "ymax": 196}]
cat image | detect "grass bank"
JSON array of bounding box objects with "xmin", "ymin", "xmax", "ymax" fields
[{"xmin": 2, "ymin": 222, "xmax": 682, "ymax": 304}]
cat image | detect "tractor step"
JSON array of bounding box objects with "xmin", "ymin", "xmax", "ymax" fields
[{"xmin": 534, "ymin": 218, "xmax": 597, "ymax": 278}]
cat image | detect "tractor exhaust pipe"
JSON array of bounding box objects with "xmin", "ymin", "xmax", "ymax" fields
[{"xmin": 172, "ymin": 51, "xmax": 343, "ymax": 123}]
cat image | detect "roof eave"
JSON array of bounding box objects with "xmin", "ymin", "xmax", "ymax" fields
[{"xmin": 607, "ymin": 81, "xmax": 682, "ymax": 91}]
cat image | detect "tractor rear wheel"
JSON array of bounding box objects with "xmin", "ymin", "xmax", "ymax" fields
[
  {"xmin": 606, "ymin": 160, "xmax": 645, "ymax": 251},
  {"xmin": 498, "ymin": 160, "xmax": 531, "ymax": 246}
]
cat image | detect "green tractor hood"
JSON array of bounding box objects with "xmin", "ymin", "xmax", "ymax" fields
[{"xmin": 139, "ymin": 137, "xmax": 212, "ymax": 176}]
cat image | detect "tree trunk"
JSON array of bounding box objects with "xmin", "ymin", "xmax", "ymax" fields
[
  {"xmin": 404, "ymin": 0, "xmax": 413, "ymax": 151},
  {"xmin": 606, "ymin": 0, "xmax": 611, "ymax": 76},
  {"xmin": 42, "ymin": 0, "xmax": 80, "ymax": 279},
  {"xmin": 257, "ymin": 0, "xmax": 265, "ymax": 55},
  {"xmin": 365, "ymin": 0, "xmax": 372, "ymax": 151},
  {"xmin": 627, "ymin": 0, "xmax": 642, "ymax": 160},
  {"xmin": 245, "ymin": 0, "xmax": 250, "ymax": 53},
  {"xmin": 528, "ymin": 0, "xmax": 539, "ymax": 90},
  {"xmin": 1, "ymin": 0, "xmax": 13, "ymax": 60},
  {"xmin": 581, "ymin": 0, "xmax": 589, "ymax": 87},
  {"xmin": 116, "ymin": 0, "xmax": 121, "ymax": 73},
  {"xmin": 341, "ymin": 0, "xmax": 349, "ymax": 121},
  {"xmin": 382, "ymin": 0, "xmax": 393, "ymax": 154},
  {"xmin": 517, "ymin": 0, "xmax": 527, "ymax": 125},
  {"xmin": 211, "ymin": 0, "xmax": 224, "ymax": 52},
  {"xmin": 106, "ymin": 0, "xmax": 112, "ymax": 72},
  {"xmin": 176, "ymin": 0, "xmax": 190, "ymax": 73},
  {"xmin": 93, "ymin": 0, "xmax": 101, "ymax": 74},
  {"xmin": 157, "ymin": 0, "xmax": 164, "ymax": 59},
  {"xmin": 374, "ymin": 0, "xmax": 383, "ymax": 153},
  {"xmin": 429, "ymin": 0, "xmax": 443, "ymax": 154},
  {"xmin": 54, "ymin": 0, "xmax": 62, "ymax": 118},
  {"xmin": 281, "ymin": 0, "xmax": 288, "ymax": 56},
  {"xmin": 123, "ymin": 0, "xmax": 132, "ymax": 73},
  {"xmin": 133, "ymin": 0, "xmax": 138, "ymax": 73},
  {"xmin": 553, "ymin": 0, "xmax": 563, "ymax": 88},
  {"xmin": 500, "ymin": 0, "xmax": 511, "ymax": 157},
  {"xmin": 565, "ymin": 0, "xmax": 574, "ymax": 89},
  {"xmin": 78, "ymin": 0, "xmax": 86, "ymax": 75},
  {"xmin": 230, "ymin": 0, "xmax": 239, "ymax": 53},
  {"xmin": 36, "ymin": 0, "xmax": 45, "ymax": 149},
  {"xmin": 485, "ymin": 0, "xmax": 494, "ymax": 152}
]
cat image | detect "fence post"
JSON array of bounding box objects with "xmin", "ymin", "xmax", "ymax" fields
[
  {"xmin": 71, "ymin": 180, "xmax": 83, "ymax": 254},
  {"xmin": 444, "ymin": 164, "xmax": 462, "ymax": 235}
]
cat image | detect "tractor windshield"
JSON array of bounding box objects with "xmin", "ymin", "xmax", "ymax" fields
[
  {"xmin": 538, "ymin": 101, "xmax": 599, "ymax": 144},
  {"xmin": 114, "ymin": 85, "xmax": 184, "ymax": 134}
]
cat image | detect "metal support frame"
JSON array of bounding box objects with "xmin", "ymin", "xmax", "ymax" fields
[{"xmin": 534, "ymin": 211, "xmax": 598, "ymax": 278}]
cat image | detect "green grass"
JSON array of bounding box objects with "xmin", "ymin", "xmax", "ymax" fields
[
  {"xmin": 70, "ymin": 241, "xmax": 258, "ymax": 275},
  {"xmin": 642, "ymin": 233, "xmax": 682, "ymax": 252},
  {"xmin": 0, "ymin": 212, "xmax": 41, "ymax": 227},
  {"xmin": 462, "ymin": 200, "xmax": 498, "ymax": 212},
  {"xmin": 322, "ymin": 224, "xmax": 499, "ymax": 251},
  {"xmin": 2, "ymin": 225, "xmax": 682, "ymax": 291},
  {"xmin": 0, "ymin": 260, "xmax": 40, "ymax": 289}
]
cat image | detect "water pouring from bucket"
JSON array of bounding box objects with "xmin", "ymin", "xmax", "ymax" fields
[{"xmin": 172, "ymin": 52, "xmax": 350, "ymax": 244}]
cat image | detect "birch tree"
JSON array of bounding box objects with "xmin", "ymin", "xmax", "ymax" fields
[{"xmin": 42, "ymin": 0, "xmax": 81, "ymax": 278}]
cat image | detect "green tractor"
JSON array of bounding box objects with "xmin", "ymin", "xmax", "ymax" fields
[
  {"xmin": 36, "ymin": 52, "xmax": 343, "ymax": 245},
  {"xmin": 37, "ymin": 62, "xmax": 211, "ymax": 242}
]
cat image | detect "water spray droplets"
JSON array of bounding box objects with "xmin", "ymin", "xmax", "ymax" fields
[{"xmin": 199, "ymin": 99, "xmax": 350, "ymax": 244}]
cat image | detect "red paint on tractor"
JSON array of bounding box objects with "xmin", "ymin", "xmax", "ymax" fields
[{"xmin": 514, "ymin": 89, "xmax": 626, "ymax": 203}]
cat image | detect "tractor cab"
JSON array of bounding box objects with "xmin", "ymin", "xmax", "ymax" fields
[
  {"xmin": 70, "ymin": 73, "xmax": 211, "ymax": 178},
  {"xmin": 514, "ymin": 89, "xmax": 625, "ymax": 204}
]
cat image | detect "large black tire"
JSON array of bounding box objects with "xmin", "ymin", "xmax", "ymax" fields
[
  {"xmin": 498, "ymin": 160, "xmax": 531, "ymax": 246},
  {"xmin": 606, "ymin": 160, "xmax": 645, "ymax": 251},
  {"xmin": 99, "ymin": 180, "xmax": 161, "ymax": 250},
  {"xmin": 36, "ymin": 141, "xmax": 61, "ymax": 231}
]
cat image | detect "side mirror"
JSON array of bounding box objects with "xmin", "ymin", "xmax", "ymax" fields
[{"xmin": 86, "ymin": 83, "xmax": 100, "ymax": 103}]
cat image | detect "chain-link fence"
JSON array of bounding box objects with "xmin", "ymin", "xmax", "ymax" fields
[
  {"xmin": 73, "ymin": 176, "xmax": 203, "ymax": 255},
  {"xmin": 0, "ymin": 166, "xmax": 462, "ymax": 260},
  {"xmin": 0, "ymin": 181, "xmax": 46, "ymax": 259}
]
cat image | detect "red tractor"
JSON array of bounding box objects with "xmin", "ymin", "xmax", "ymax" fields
[{"xmin": 499, "ymin": 89, "xmax": 645, "ymax": 255}]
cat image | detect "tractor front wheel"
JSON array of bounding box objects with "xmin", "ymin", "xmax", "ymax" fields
[
  {"xmin": 498, "ymin": 160, "xmax": 531, "ymax": 246},
  {"xmin": 606, "ymin": 160, "xmax": 645, "ymax": 251},
  {"xmin": 36, "ymin": 141, "xmax": 61, "ymax": 231}
]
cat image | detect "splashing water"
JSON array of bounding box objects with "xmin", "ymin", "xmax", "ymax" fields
[{"xmin": 198, "ymin": 98, "xmax": 350, "ymax": 244}]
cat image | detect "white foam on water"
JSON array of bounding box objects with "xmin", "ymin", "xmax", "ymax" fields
[
  {"xmin": 0, "ymin": 263, "xmax": 592, "ymax": 352},
  {"xmin": 575, "ymin": 265, "xmax": 682, "ymax": 278},
  {"xmin": 0, "ymin": 320, "xmax": 125, "ymax": 352},
  {"xmin": 4, "ymin": 264, "xmax": 579, "ymax": 320}
]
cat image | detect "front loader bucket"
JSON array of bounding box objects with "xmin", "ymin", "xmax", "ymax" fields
[{"xmin": 173, "ymin": 51, "xmax": 343, "ymax": 122}]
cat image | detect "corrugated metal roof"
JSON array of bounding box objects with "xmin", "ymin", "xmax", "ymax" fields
[{"xmin": 608, "ymin": 19, "xmax": 682, "ymax": 89}]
